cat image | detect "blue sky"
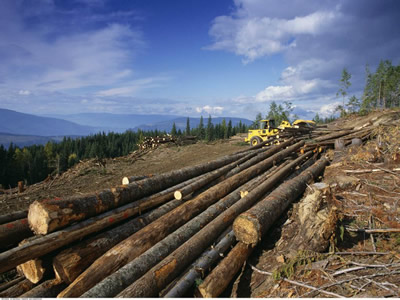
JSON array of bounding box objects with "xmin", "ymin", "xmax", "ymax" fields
[{"xmin": 1, "ymin": 0, "xmax": 400, "ymax": 120}]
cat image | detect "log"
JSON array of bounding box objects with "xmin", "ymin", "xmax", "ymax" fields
[
  {"xmin": 113, "ymin": 146, "xmax": 310, "ymax": 298},
  {"xmin": 313, "ymin": 129, "xmax": 355, "ymax": 142},
  {"xmin": 233, "ymin": 156, "xmax": 329, "ymax": 245},
  {"xmin": 196, "ymin": 242, "xmax": 253, "ymax": 298},
  {"xmin": 81, "ymin": 168, "xmax": 272, "ymax": 298},
  {"xmin": 20, "ymin": 279, "xmax": 67, "ymax": 298},
  {"xmin": 223, "ymin": 138, "xmax": 294, "ymax": 179},
  {"xmin": 0, "ymin": 180, "xmax": 200, "ymax": 274},
  {"xmin": 0, "ymin": 218, "xmax": 32, "ymax": 250},
  {"xmin": 173, "ymin": 140, "xmax": 293, "ymax": 200},
  {"xmin": 164, "ymin": 230, "xmax": 237, "ymax": 297},
  {"xmin": 172, "ymin": 150, "xmax": 260, "ymax": 200},
  {"xmin": 18, "ymin": 181, "xmax": 24, "ymax": 193},
  {"xmin": 0, "ymin": 276, "xmax": 24, "ymax": 293},
  {"xmin": 18, "ymin": 256, "xmax": 53, "ymax": 284},
  {"xmin": 0, "ymin": 209, "xmax": 28, "ymax": 225},
  {"xmin": 0, "ymin": 278, "xmax": 35, "ymax": 297},
  {"xmin": 53, "ymin": 198, "xmax": 183, "ymax": 284},
  {"xmin": 28, "ymin": 150, "xmax": 250, "ymax": 235},
  {"xmin": 122, "ymin": 174, "xmax": 155, "ymax": 185},
  {"xmin": 63, "ymin": 141, "xmax": 303, "ymax": 298}
]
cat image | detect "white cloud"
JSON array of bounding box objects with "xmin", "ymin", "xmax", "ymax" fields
[
  {"xmin": 96, "ymin": 76, "xmax": 171, "ymax": 97},
  {"xmin": 319, "ymin": 101, "xmax": 341, "ymax": 117},
  {"xmin": 18, "ymin": 90, "xmax": 31, "ymax": 95},
  {"xmin": 206, "ymin": 10, "xmax": 337, "ymax": 63},
  {"xmin": 195, "ymin": 105, "xmax": 224, "ymax": 115}
]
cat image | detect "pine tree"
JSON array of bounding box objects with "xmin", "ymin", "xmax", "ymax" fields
[
  {"xmin": 171, "ymin": 122, "xmax": 177, "ymax": 136},
  {"xmin": 185, "ymin": 117, "xmax": 190, "ymax": 136},
  {"xmin": 336, "ymin": 67, "xmax": 352, "ymax": 115}
]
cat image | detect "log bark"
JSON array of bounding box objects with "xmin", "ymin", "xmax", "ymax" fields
[
  {"xmin": 233, "ymin": 156, "xmax": 329, "ymax": 245},
  {"xmin": 0, "ymin": 276, "xmax": 24, "ymax": 293},
  {"xmin": 0, "ymin": 184, "xmax": 194, "ymax": 274},
  {"xmin": 0, "ymin": 218, "xmax": 32, "ymax": 250},
  {"xmin": 20, "ymin": 279, "xmax": 67, "ymax": 298},
  {"xmin": 0, "ymin": 278, "xmax": 35, "ymax": 297},
  {"xmin": 28, "ymin": 150, "xmax": 250, "ymax": 235},
  {"xmin": 172, "ymin": 149, "xmax": 265, "ymax": 200},
  {"xmin": 0, "ymin": 209, "xmax": 28, "ymax": 225},
  {"xmin": 164, "ymin": 230, "xmax": 237, "ymax": 297},
  {"xmin": 62, "ymin": 141, "xmax": 303, "ymax": 298},
  {"xmin": 313, "ymin": 129, "xmax": 355, "ymax": 142},
  {"xmin": 82, "ymin": 170, "xmax": 269, "ymax": 298},
  {"xmin": 196, "ymin": 242, "xmax": 253, "ymax": 298},
  {"xmin": 121, "ymin": 174, "xmax": 155, "ymax": 185},
  {"xmin": 53, "ymin": 198, "xmax": 182, "ymax": 284},
  {"xmin": 113, "ymin": 145, "xmax": 310, "ymax": 298},
  {"xmin": 223, "ymin": 138, "xmax": 294, "ymax": 179}
]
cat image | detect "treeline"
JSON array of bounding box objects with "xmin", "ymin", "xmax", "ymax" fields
[
  {"xmin": 253, "ymin": 59, "xmax": 400, "ymax": 126},
  {"xmin": 335, "ymin": 59, "xmax": 400, "ymax": 116},
  {"xmin": 171, "ymin": 116, "xmax": 248, "ymax": 141},
  {"xmin": 0, "ymin": 117, "xmax": 249, "ymax": 189}
]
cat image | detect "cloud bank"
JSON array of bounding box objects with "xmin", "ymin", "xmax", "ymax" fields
[{"xmin": 207, "ymin": 0, "xmax": 400, "ymax": 117}]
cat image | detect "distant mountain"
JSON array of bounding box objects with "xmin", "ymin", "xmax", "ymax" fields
[
  {"xmin": 46, "ymin": 113, "xmax": 182, "ymax": 132},
  {"xmin": 0, "ymin": 108, "xmax": 96, "ymax": 136},
  {"xmin": 132, "ymin": 117, "xmax": 253, "ymax": 132},
  {"xmin": 0, "ymin": 132, "xmax": 78, "ymax": 148}
]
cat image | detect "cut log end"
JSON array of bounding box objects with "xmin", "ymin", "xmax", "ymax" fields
[
  {"xmin": 233, "ymin": 215, "xmax": 259, "ymax": 245},
  {"xmin": 174, "ymin": 190, "xmax": 183, "ymax": 200},
  {"xmin": 18, "ymin": 258, "xmax": 46, "ymax": 284},
  {"xmin": 122, "ymin": 177, "xmax": 130, "ymax": 185},
  {"xmin": 28, "ymin": 201, "xmax": 51, "ymax": 235},
  {"xmin": 240, "ymin": 190, "xmax": 248, "ymax": 198},
  {"xmin": 197, "ymin": 285, "xmax": 212, "ymax": 298}
]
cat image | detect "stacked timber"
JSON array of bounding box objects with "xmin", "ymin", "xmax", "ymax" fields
[
  {"xmin": 0, "ymin": 136, "xmax": 335, "ymax": 298},
  {"xmin": 138, "ymin": 135, "xmax": 197, "ymax": 150}
]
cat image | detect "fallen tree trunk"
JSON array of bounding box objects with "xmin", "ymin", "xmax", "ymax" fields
[
  {"xmin": 0, "ymin": 209, "xmax": 28, "ymax": 225},
  {"xmin": 62, "ymin": 141, "xmax": 303, "ymax": 298},
  {"xmin": 0, "ymin": 278, "xmax": 35, "ymax": 297},
  {"xmin": 0, "ymin": 218, "xmax": 32, "ymax": 250},
  {"xmin": 164, "ymin": 230, "xmax": 237, "ymax": 298},
  {"xmin": 196, "ymin": 242, "xmax": 253, "ymax": 298},
  {"xmin": 81, "ymin": 166, "xmax": 280, "ymax": 298},
  {"xmin": 233, "ymin": 156, "xmax": 329, "ymax": 245},
  {"xmin": 114, "ymin": 147, "xmax": 311, "ymax": 298},
  {"xmin": 313, "ymin": 129, "xmax": 355, "ymax": 142},
  {"xmin": 173, "ymin": 139, "xmax": 294, "ymax": 200},
  {"xmin": 19, "ymin": 279, "xmax": 67, "ymax": 298},
  {"xmin": 17, "ymin": 236, "xmax": 54, "ymax": 284},
  {"xmin": 222, "ymin": 139, "xmax": 294, "ymax": 179},
  {"xmin": 121, "ymin": 174, "xmax": 155, "ymax": 185},
  {"xmin": 53, "ymin": 198, "xmax": 183, "ymax": 284},
  {"xmin": 0, "ymin": 181, "xmax": 199, "ymax": 274},
  {"xmin": 172, "ymin": 150, "xmax": 260, "ymax": 200},
  {"xmin": 28, "ymin": 150, "xmax": 251, "ymax": 235},
  {"xmin": 0, "ymin": 276, "xmax": 24, "ymax": 293}
]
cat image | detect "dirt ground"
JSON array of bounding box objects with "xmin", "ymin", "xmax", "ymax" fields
[{"xmin": 0, "ymin": 135, "xmax": 247, "ymax": 214}]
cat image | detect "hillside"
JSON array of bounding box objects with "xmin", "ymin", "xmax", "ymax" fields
[
  {"xmin": 0, "ymin": 109, "xmax": 96, "ymax": 137},
  {"xmin": 0, "ymin": 133, "xmax": 74, "ymax": 148},
  {"xmin": 46, "ymin": 113, "xmax": 182, "ymax": 133},
  {"xmin": 0, "ymin": 110, "xmax": 399, "ymax": 298}
]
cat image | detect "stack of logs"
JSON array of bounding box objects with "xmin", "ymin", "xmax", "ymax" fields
[
  {"xmin": 1, "ymin": 122, "xmax": 377, "ymax": 297},
  {"xmin": 301, "ymin": 123, "xmax": 375, "ymax": 153},
  {"xmin": 138, "ymin": 135, "xmax": 197, "ymax": 150}
]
